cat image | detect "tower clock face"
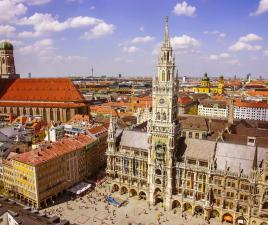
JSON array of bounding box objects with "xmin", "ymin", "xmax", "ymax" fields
[{"xmin": 159, "ymin": 98, "xmax": 165, "ymax": 104}]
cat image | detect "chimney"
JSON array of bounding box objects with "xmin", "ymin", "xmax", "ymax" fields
[
  {"xmin": 208, "ymin": 118, "xmax": 212, "ymax": 134},
  {"xmin": 247, "ymin": 136, "xmax": 256, "ymax": 146}
]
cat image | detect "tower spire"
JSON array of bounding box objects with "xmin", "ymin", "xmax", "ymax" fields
[{"xmin": 164, "ymin": 16, "xmax": 170, "ymax": 46}]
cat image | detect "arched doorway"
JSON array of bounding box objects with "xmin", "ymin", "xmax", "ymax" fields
[
  {"xmin": 172, "ymin": 200, "xmax": 181, "ymax": 209},
  {"xmin": 139, "ymin": 191, "xmax": 146, "ymax": 200},
  {"xmin": 112, "ymin": 184, "xmax": 119, "ymax": 192},
  {"xmin": 120, "ymin": 186, "xmax": 128, "ymax": 195},
  {"xmin": 236, "ymin": 216, "xmax": 246, "ymax": 225},
  {"xmin": 222, "ymin": 213, "xmax": 233, "ymax": 224},
  {"xmin": 183, "ymin": 202, "xmax": 192, "ymax": 213},
  {"xmin": 129, "ymin": 189, "xmax": 137, "ymax": 197},
  {"xmin": 154, "ymin": 188, "xmax": 163, "ymax": 205},
  {"xmin": 210, "ymin": 209, "xmax": 220, "ymax": 219},
  {"xmin": 194, "ymin": 206, "xmax": 204, "ymax": 215}
]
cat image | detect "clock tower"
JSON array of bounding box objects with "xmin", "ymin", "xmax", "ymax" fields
[{"xmin": 147, "ymin": 17, "xmax": 180, "ymax": 209}]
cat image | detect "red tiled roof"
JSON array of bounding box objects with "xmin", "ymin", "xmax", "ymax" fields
[
  {"xmin": 247, "ymin": 90, "xmax": 268, "ymax": 97},
  {"xmin": 234, "ymin": 99, "xmax": 268, "ymax": 108},
  {"xmin": 14, "ymin": 134, "xmax": 94, "ymax": 166},
  {"xmin": 0, "ymin": 78, "xmax": 85, "ymax": 102},
  {"xmin": 88, "ymin": 125, "xmax": 107, "ymax": 136},
  {"xmin": 0, "ymin": 101, "xmax": 86, "ymax": 108},
  {"xmin": 178, "ymin": 96, "xmax": 193, "ymax": 104}
]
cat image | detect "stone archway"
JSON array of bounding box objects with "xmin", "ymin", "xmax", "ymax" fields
[
  {"xmin": 210, "ymin": 209, "xmax": 220, "ymax": 219},
  {"xmin": 222, "ymin": 213, "xmax": 233, "ymax": 224},
  {"xmin": 172, "ymin": 200, "xmax": 181, "ymax": 209},
  {"xmin": 129, "ymin": 189, "xmax": 137, "ymax": 197},
  {"xmin": 154, "ymin": 188, "xmax": 163, "ymax": 205},
  {"xmin": 112, "ymin": 184, "xmax": 119, "ymax": 192},
  {"xmin": 120, "ymin": 186, "xmax": 128, "ymax": 195},
  {"xmin": 139, "ymin": 191, "xmax": 146, "ymax": 200},
  {"xmin": 194, "ymin": 205, "xmax": 204, "ymax": 215},
  {"xmin": 183, "ymin": 202, "xmax": 192, "ymax": 213}
]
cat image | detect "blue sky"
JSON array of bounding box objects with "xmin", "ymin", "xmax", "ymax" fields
[{"xmin": 0, "ymin": 0, "xmax": 268, "ymax": 78}]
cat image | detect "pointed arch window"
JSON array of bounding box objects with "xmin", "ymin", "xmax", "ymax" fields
[
  {"xmin": 167, "ymin": 70, "xmax": 170, "ymax": 81},
  {"xmin": 162, "ymin": 112, "xmax": 166, "ymax": 121},
  {"xmin": 156, "ymin": 112, "xmax": 160, "ymax": 120},
  {"xmin": 162, "ymin": 70, "xmax": 165, "ymax": 81}
]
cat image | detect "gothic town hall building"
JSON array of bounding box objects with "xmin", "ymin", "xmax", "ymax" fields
[{"xmin": 106, "ymin": 18, "xmax": 268, "ymax": 225}]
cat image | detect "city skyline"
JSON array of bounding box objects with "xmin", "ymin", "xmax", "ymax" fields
[{"xmin": 0, "ymin": 0, "xmax": 268, "ymax": 78}]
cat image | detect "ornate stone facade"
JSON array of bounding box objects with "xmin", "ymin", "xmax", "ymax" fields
[{"xmin": 106, "ymin": 18, "xmax": 268, "ymax": 225}]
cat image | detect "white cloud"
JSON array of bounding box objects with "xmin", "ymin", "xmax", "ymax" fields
[
  {"xmin": 66, "ymin": 0, "xmax": 83, "ymax": 3},
  {"xmin": 209, "ymin": 53, "xmax": 230, "ymax": 60},
  {"xmin": 226, "ymin": 59, "xmax": 240, "ymax": 65},
  {"xmin": 139, "ymin": 25, "xmax": 144, "ymax": 32},
  {"xmin": 264, "ymin": 50, "xmax": 268, "ymax": 56},
  {"xmin": 22, "ymin": 0, "xmax": 52, "ymax": 5},
  {"xmin": 229, "ymin": 34, "xmax": 263, "ymax": 52},
  {"xmin": 83, "ymin": 22, "xmax": 115, "ymax": 40},
  {"xmin": 0, "ymin": 25, "xmax": 16, "ymax": 37},
  {"xmin": 54, "ymin": 55, "xmax": 87, "ymax": 63},
  {"xmin": 239, "ymin": 33, "xmax": 263, "ymax": 42},
  {"xmin": 0, "ymin": 0, "xmax": 27, "ymax": 23},
  {"xmin": 229, "ymin": 42, "xmax": 262, "ymax": 52},
  {"xmin": 18, "ymin": 13, "xmax": 106, "ymax": 37},
  {"xmin": 131, "ymin": 36, "xmax": 154, "ymax": 44},
  {"xmin": 123, "ymin": 46, "xmax": 138, "ymax": 54},
  {"xmin": 18, "ymin": 38, "xmax": 55, "ymax": 57},
  {"xmin": 173, "ymin": 1, "xmax": 196, "ymax": 17},
  {"xmin": 203, "ymin": 30, "xmax": 226, "ymax": 38},
  {"xmin": 90, "ymin": 5, "xmax": 95, "ymax": 10},
  {"xmin": 170, "ymin": 35, "xmax": 200, "ymax": 50},
  {"xmin": 250, "ymin": 0, "xmax": 268, "ymax": 16}
]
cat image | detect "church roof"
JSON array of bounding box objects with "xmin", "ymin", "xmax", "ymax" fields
[
  {"xmin": 181, "ymin": 138, "xmax": 216, "ymax": 161},
  {"xmin": 0, "ymin": 78, "xmax": 86, "ymax": 108},
  {"xmin": 119, "ymin": 130, "xmax": 148, "ymax": 150},
  {"xmin": 215, "ymin": 142, "xmax": 266, "ymax": 175}
]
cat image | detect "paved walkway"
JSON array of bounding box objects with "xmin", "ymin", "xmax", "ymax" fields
[{"xmin": 41, "ymin": 182, "xmax": 227, "ymax": 225}]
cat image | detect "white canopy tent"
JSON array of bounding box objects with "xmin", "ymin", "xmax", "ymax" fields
[{"xmin": 68, "ymin": 181, "xmax": 92, "ymax": 195}]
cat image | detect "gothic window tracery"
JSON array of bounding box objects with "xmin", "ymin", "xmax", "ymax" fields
[
  {"xmin": 167, "ymin": 70, "xmax": 170, "ymax": 81},
  {"xmin": 162, "ymin": 70, "xmax": 165, "ymax": 81}
]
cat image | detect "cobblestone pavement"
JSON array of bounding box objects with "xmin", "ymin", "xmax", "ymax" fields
[{"xmin": 41, "ymin": 182, "xmax": 228, "ymax": 225}]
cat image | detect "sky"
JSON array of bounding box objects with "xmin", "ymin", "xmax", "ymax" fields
[{"xmin": 0, "ymin": 0, "xmax": 268, "ymax": 78}]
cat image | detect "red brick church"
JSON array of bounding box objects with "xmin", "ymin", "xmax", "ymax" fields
[{"xmin": 0, "ymin": 41, "xmax": 89, "ymax": 122}]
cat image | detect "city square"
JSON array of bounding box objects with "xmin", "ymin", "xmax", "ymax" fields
[{"xmin": 41, "ymin": 180, "xmax": 225, "ymax": 225}]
